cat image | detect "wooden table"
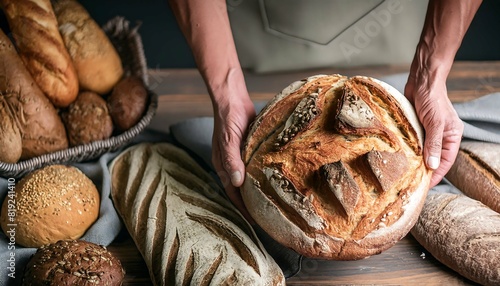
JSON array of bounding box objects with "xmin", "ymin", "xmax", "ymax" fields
[{"xmin": 108, "ymin": 61, "xmax": 500, "ymax": 285}]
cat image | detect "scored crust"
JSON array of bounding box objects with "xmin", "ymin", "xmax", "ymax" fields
[
  {"xmin": 445, "ymin": 141, "xmax": 500, "ymax": 214},
  {"xmin": 109, "ymin": 143, "xmax": 285, "ymax": 285},
  {"xmin": 241, "ymin": 74, "xmax": 431, "ymax": 260}
]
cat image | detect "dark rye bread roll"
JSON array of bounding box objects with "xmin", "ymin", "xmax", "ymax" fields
[
  {"xmin": 242, "ymin": 74, "xmax": 432, "ymax": 260},
  {"xmin": 411, "ymin": 193, "xmax": 500, "ymax": 286},
  {"xmin": 445, "ymin": 141, "xmax": 500, "ymax": 214},
  {"xmin": 109, "ymin": 143, "xmax": 285, "ymax": 286},
  {"xmin": 22, "ymin": 240, "xmax": 125, "ymax": 286}
]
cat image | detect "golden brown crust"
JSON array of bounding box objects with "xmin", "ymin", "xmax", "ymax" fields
[
  {"xmin": 446, "ymin": 141, "xmax": 500, "ymax": 214},
  {"xmin": 0, "ymin": 165, "xmax": 100, "ymax": 247},
  {"xmin": 0, "ymin": 0, "xmax": 79, "ymax": 107},
  {"xmin": 53, "ymin": 0, "xmax": 123, "ymax": 95},
  {"xmin": 22, "ymin": 240, "xmax": 125, "ymax": 286},
  {"xmin": 61, "ymin": 91, "xmax": 113, "ymax": 147},
  {"xmin": 0, "ymin": 29, "xmax": 68, "ymax": 159},
  {"xmin": 242, "ymin": 74, "xmax": 431, "ymax": 260}
]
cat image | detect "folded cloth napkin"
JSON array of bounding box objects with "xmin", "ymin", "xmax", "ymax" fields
[{"xmin": 0, "ymin": 129, "xmax": 171, "ymax": 286}]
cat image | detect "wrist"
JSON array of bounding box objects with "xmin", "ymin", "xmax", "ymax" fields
[{"xmin": 206, "ymin": 67, "xmax": 248, "ymax": 105}]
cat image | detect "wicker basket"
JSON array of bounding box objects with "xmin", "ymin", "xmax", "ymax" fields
[{"xmin": 0, "ymin": 17, "xmax": 158, "ymax": 178}]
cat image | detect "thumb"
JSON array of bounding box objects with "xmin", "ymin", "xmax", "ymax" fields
[
  {"xmin": 423, "ymin": 123, "xmax": 443, "ymax": 171},
  {"xmin": 221, "ymin": 140, "xmax": 245, "ymax": 187}
]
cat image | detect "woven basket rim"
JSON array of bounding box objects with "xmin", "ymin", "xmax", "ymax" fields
[{"xmin": 0, "ymin": 16, "xmax": 156, "ymax": 178}]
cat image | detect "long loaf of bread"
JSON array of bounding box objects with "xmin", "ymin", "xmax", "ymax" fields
[
  {"xmin": 0, "ymin": 97, "xmax": 22, "ymax": 163},
  {"xmin": 411, "ymin": 193, "xmax": 500, "ymax": 286},
  {"xmin": 52, "ymin": 0, "xmax": 123, "ymax": 95},
  {"xmin": 0, "ymin": 0, "xmax": 78, "ymax": 107},
  {"xmin": 109, "ymin": 143, "xmax": 285, "ymax": 286},
  {"xmin": 0, "ymin": 29, "xmax": 68, "ymax": 160},
  {"xmin": 445, "ymin": 141, "xmax": 500, "ymax": 214}
]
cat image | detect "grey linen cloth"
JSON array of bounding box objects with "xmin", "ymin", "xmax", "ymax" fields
[
  {"xmin": 1, "ymin": 73, "xmax": 500, "ymax": 284},
  {"xmin": 0, "ymin": 130, "xmax": 170, "ymax": 286}
]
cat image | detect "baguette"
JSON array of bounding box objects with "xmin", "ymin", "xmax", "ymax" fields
[
  {"xmin": 0, "ymin": 0, "xmax": 78, "ymax": 107},
  {"xmin": 109, "ymin": 143, "xmax": 285, "ymax": 286},
  {"xmin": 0, "ymin": 29, "xmax": 68, "ymax": 160},
  {"xmin": 446, "ymin": 141, "xmax": 500, "ymax": 213},
  {"xmin": 411, "ymin": 193, "xmax": 500, "ymax": 286},
  {"xmin": 53, "ymin": 0, "xmax": 123, "ymax": 95}
]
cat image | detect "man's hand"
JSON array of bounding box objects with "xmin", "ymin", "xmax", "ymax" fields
[
  {"xmin": 169, "ymin": 0, "xmax": 256, "ymax": 219},
  {"xmin": 211, "ymin": 80, "xmax": 255, "ymax": 219},
  {"xmin": 404, "ymin": 0, "xmax": 481, "ymax": 187},
  {"xmin": 405, "ymin": 70, "xmax": 464, "ymax": 188}
]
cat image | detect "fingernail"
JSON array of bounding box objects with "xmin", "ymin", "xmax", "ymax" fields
[
  {"xmin": 231, "ymin": 171, "xmax": 242, "ymax": 186},
  {"xmin": 427, "ymin": 156, "xmax": 440, "ymax": 170}
]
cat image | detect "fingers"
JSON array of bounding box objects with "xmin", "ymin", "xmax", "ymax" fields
[
  {"xmin": 405, "ymin": 70, "xmax": 464, "ymax": 188},
  {"xmin": 212, "ymin": 141, "xmax": 255, "ymax": 223},
  {"xmin": 427, "ymin": 119, "xmax": 464, "ymax": 188},
  {"xmin": 220, "ymin": 131, "xmax": 246, "ymax": 187},
  {"xmin": 211, "ymin": 97, "xmax": 256, "ymax": 222},
  {"xmin": 419, "ymin": 98, "xmax": 464, "ymax": 187}
]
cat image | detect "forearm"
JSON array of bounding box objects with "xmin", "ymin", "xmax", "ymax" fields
[
  {"xmin": 168, "ymin": 0, "xmax": 246, "ymax": 105},
  {"xmin": 414, "ymin": 0, "xmax": 482, "ymax": 77}
]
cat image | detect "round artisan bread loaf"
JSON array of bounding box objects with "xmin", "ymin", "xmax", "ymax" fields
[
  {"xmin": 0, "ymin": 165, "xmax": 100, "ymax": 248},
  {"xmin": 22, "ymin": 239, "xmax": 125, "ymax": 286},
  {"xmin": 242, "ymin": 74, "xmax": 431, "ymax": 260}
]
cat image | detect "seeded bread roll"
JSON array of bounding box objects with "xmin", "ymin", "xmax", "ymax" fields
[
  {"xmin": 61, "ymin": 91, "xmax": 113, "ymax": 147},
  {"xmin": 411, "ymin": 193, "xmax": 500, "ymax": 286},
  {"xmin": 22, "ymin": 239, "xmax": 125, "ymax": 286},
  {"xmin": 109, "ymin": 143, "xmax": 285, "ymax": 286},
  {"xmin": 53, "ymin": 0, "xmax": 123, "ymax": 95},
  {"xmin": 242, "ymin": 74, "xmax": 431, "ymax": 260},
  {"xmin": 0, "ymin": 165, "xmax": 100, "ymax": 248},
  {"xmin": 445, "ymin": 141, "xmax": 500, "ymax": 214}
]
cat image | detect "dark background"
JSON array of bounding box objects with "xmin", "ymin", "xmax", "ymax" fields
[{"xmin": 1, "ymin": 0, "xmax": 499, "ymax": 69}]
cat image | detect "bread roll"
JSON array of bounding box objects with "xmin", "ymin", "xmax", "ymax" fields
[
  {"xmin": 242, "ymin": 75, "xmax": 431, "ymax": 260},
  {"xmin": 109, "ymin": 143, "xmax": 285, "ymax": 286},
  {"xmin": 0, "ymin": 97, "xmax": 22, "ymax": 163},
  {"xmin": 0, "ymin": 165, "xmax": 100, "ymax": 248},
  {"xmin": 61, "ymin": 91, "xmax": 113, "ymax": 147},
  {"xmin": 0, "ymin": 29, "xmax": 68, "ymax": 160},
  {"xmin": 53, "ymin": 0, "xmax": 123, "ymax": 95},
  {"xmin": 0, "ymin": 0, "xmax": 79, "ymax": 107},
  {"xmin": 23, "ymin": 240, "xmax": 125, "ymax": 286},
  {"xmin": 107, "ymin": 76, "xmax": 148, "ymax": 131},
  {"xmin": 446, "ymin": 141, "xmax": 500, "ymax": 213},
  {"xmin": 411, "ymin": 193, "xmax": 500, "ymax": 286}
]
